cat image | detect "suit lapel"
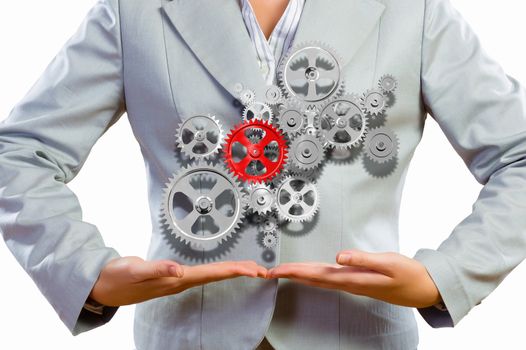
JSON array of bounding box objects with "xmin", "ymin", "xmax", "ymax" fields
[
  {"xmin": 161, "ymin": 0, "xmax": 386, "ymax": 101},
  {"xmin": 161, "ymin": 0, "xmax": 268, "ymax": 100}
]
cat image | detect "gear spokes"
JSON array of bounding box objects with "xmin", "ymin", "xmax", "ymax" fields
[{"xmin": 223, "ymin": 119, "xmax": 288, "ymax": 184}]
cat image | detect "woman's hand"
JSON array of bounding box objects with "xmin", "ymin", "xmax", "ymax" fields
[
  {"xmin": 267, "ymin": 250, "xmax": 442, "ymax": 308},
  {"xmin": 89, "ymin": 256, "xmax": 268, "ymax": 306}
]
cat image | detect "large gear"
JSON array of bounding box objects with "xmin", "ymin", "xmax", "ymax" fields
[
  {"xmin": 223, "ymin": 119, "xmax": 288, "ymax": 183},
  {"xmin": 288, "ymin": 133, "xmax": 325, "ymax": 171},
  {"xmin": 319, "ymin": 94, "xmax": 368, "ymax": 150},
  {"xmin": 277, "ymin": 41, "xmax": 345, "ymax": 107},
  {"xmin": 176, "ymin": 114, "xmax": 224, "ymax": 160},
  {"xmin": 276, "ymin": 98, "xmax": 309, "ymax": 138},
  {"xmin": 360, "ymin": 89, "xmax": 387, "ymax": 117},
  {"xmin": 242, "ymin": 101, "xmax": 274, "ymax": 123},
  {"xmin": 159, "ymin": 161, "xmax": 248, "ymax": 250},
  {"xmin": 275, "ymin": 175, "xmax": 320, "ymax": 223},
  {"xmin": 363, "ymin": 126, "xmax": 399, "ymax": 164},
  {"xmin": 247, "ymin": 183, "xmax": 276, "ymax": 215},
  {"xmin": 378, "ymin": 74, "xmax": 398, "ymax": 94}
]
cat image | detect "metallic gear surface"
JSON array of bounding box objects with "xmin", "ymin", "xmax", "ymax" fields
[
  {"xmin": 176, "ymin": 114, "xmax": 224, "ymax": 160},
  {"xmin": 319, "ymin": 94, "xmax": 368, "ymax": 150},
  {"xmin": 277, "ymin": 41, "xmax": 344, "ymax": 106},
  {"xmin": 363, "ymin": 126, "xmax": 399, "ymax": 163},
  {"xmin": 275, "ymin": 175, "xmax": 320, "ymax": 223},
  {"xmin": 160, "ymin": 162, "xmax": 247, "ymax": 250}
]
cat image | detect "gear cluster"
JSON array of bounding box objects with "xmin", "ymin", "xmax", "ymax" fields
[{"xmin": 160, "ymin": 41, "xmax": 401, "ymax": 262}]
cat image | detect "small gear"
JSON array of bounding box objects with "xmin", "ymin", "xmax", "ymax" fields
[
  {"xmin": 265, "ymin": 85, "xmax": 283, "ymax": 105},
  {"xmin": 242, "ymin": 101, "xmax": 274, "ymax": 123},
  {"xmin": 258, "ymin": 212, "xmax": 279, "ymax": 234},
  {"xmin": 260, "ymin": 232, "xmax": 278, "ymax": 249},
  {"xmin": 319, "ymin": 94, "xmax": 368, "ymax": 150},
  {"xmin": 247, "ymin": 183, "xmax": 276, "ymax": 215},
  {"xmin": 277, "ymin": 41, "xmax": 345, "ymax": 107},
  {"xmin": 276, "ymin": 99, "xmax": 308, "ymax": 138},
  {"xmin": 378, "ymin": 74, "xmax": 398, "ymax": 94},
  {"xmin": 288, "ymin": 133, "xmax": 325, "ymax": 171},
  {"xmin": 275, "ymin": 174, "xmax": 320, "ymax": 223},
  {"xmin": 176, "ymin": 114, "xmax": 224, "ymax": 160},
  {"xmin": 239, "ymin": 89, "xmax": 256, "ymax": 106},
  {"xmin": 363, "ymin": 126, "xmax": 399, "ymax": 164},
  {"xmin": 223, "ymin": 119, "xmax": 288, "ymax": 183},
  {"xmin": 159, "ymin": 161, "xmax": 248, "ymax": 250},
  {"xmin": 360, "ymin": 89, "xmax": 387, "ymax": 117}
]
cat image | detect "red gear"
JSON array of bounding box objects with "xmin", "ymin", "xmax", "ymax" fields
[{"xmin": 223, "ymin": 119, "xmax": 288, "ymax": 183}]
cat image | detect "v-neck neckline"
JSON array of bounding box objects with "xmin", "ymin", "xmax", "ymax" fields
[{"xmin": 243, "ymin": 0, "xmax": 296, "ymax": 44}]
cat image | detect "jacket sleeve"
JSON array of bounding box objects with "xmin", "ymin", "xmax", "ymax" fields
[
  {"xmin": 413, "ymin": 0, "xmax": 526, "ymax": 328},
  {"xmin": 0, "ymin": 0, "xmax": 125, "ymax": 335}
]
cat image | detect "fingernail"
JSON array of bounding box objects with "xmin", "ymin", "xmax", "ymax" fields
[{"xmin": 338, "ymin": 253, "xmax": 351, "ymax": 264}]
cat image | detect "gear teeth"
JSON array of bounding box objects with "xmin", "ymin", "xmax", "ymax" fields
[
  {"xmin": 360, "ymin": 89, "xmax": 388, "ymax": 118},
  {"xmin": 175, "ymin": 114, "xmax": 225, "ymax": 160},
  {"xmin": 378, "ymin": 74, "xmax": 398, "ymax": 94},
  {"xmin": 223, "ymin": 119, "xmax": 288, "ymax": 184},
  {"xmin": 363, "ymin": 126, "xmax": 399, "ymax": 164},
  {"xmin": 276, "ymin": 40, "xmax": 344, "ymax": 107},
  {"xmin": 275, "ymin": 174, "xmax": 320, "ymax": 223},
  {"xmin": 318, "ymin": 93, "xmax": 368, "ymax": 150},
  {"xmin": 288, "ymin": 132, "xmax": 325, "ymax": 172},
  {"xmin": 158, "ymin": 162, "xmax": 247, "ymax": 251},
  {"xmin": 242, "ymin": 101, "xmax": 274, "ymax": 124}
]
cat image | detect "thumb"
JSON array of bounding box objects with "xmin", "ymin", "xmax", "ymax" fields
[
  {"xmin": 132, "ymin": 259, "xmax": 184, "ymax": 280},
  {"xmin": 336, "ymin": 250, "xmax": 393, "ymax": 275}
]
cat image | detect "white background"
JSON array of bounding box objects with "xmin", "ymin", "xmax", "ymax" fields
[{"xmin": 1, "ymin": 0, "xmax": 525, "ymax": 349}]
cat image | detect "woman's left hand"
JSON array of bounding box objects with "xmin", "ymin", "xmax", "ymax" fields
[{"xmin": 266, "ymin": 250, "xmax": 442, "ymax": 308}]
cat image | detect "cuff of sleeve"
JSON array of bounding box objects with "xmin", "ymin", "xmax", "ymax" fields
[
  {"xmin": 61, "ymin": 247, "xmax": 121, "ymax": 335},
  {"xmin": 413, "ymin": 248, "xmax": 472, "ymax": 328}
]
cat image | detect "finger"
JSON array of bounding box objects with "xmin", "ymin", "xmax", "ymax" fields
[
  {"xmin": 268, "ymin": 263, "xmax": 393, "ymax": 291},
  {"xmin": 182, "ymin": 260, "xmax": 267, "ymax": 284},
  {"xmin": 289, "ymin": 277, "xmax": 341, "ymax": 291},
  {"xmin": 267, "ymin": 263, "xmax": 339, "ymax": 280},
  {"xmin": 130, "ymin": 259, "xmax": 184, "ymax": 281},
  {"xmin": 336, "ymin": 250, "xmax": 395, "ymax": 276}
]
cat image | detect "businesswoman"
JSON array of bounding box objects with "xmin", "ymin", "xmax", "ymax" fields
[{"xmin": 2, "ymin": 0, "xmax": 526, "ymax": 349}]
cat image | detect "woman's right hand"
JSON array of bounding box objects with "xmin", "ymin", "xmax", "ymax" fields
[{"xmin": 88, "ymin": 256, "xmax": 268, "ymax": 306}]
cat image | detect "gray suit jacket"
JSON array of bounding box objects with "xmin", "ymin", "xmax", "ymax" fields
[{"xmin": 2, "ymin": 0, "xmax": 526, "ymax": 349}]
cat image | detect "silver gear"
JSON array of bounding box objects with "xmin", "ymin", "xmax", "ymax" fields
[
  {"xmin": 239, "ymin": 89, "xmax": 256, "ymax": 106},
  {"xmin": 363, "ymin": 126, "xmax": 399, "ymax": 164},
  {"xmin": 276, "ymin": 99, "xmax": 308, "ymax": 137},
  {"xmin": 247, "ymin": 183, "xmax": 276, "ymax": 215},
  {"xmin": 258, "ymin": 212, "xmax": 279, "ymax": 234},
  {"xmin": 260, "ymin": 232, "xmax": 278, "ymax": 249},
  {"xmin": 378, "ymin": 74, "xmax": 398, "ymax": 94},
  {"xmin": 176, "ymin": 114, "xmax": 224, "ymax": 160},
  {"xmin": 360, "ymin": 89, "xmax": 387, "ymax": 117},
  {"xmin": 319, "ymin": 93, "xmax": 368, "ymax": 150},
  {"xmin": 265, "ymin": 85, "xmax": 283, "ymax": 105},
  {"xmin": 160, "ymin": 161, "xmax": 248, "ymax": 250},
  {"xmin": 277, "ymin": 41, "xmax": 345, "ymax": 106},
  {"xmin": 275, "ymin": 174, "xmax": 320, "ymax": 223},
  {"xmin": 242, "ymin": 101, "xmax": 274, "ymax": 123},
  {"xmin": 288, "ymin": 133, "xmax": 325, "ymax": 171}
]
